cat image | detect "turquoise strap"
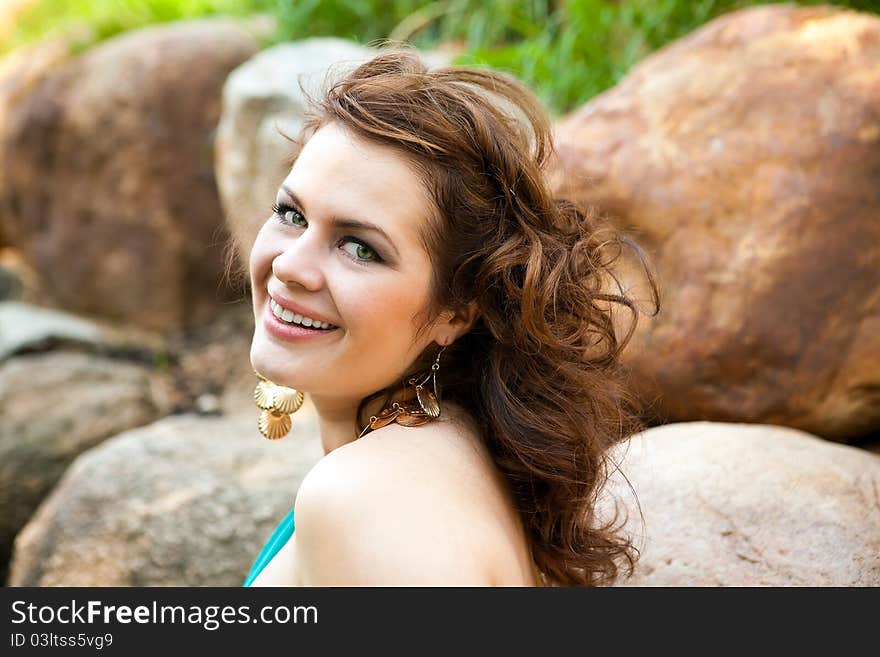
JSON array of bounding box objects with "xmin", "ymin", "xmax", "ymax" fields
[{"xmin": 242, "ymin": 508, "xmax": 295, "ymax": 587}]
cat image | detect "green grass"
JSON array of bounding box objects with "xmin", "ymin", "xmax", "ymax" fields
[
  {"xmin": 1, "ymin": 0, "xmax": 274, "ymax": 55},
  {"xmin": 447, "ymin": 0, "xmax": 880, "ymax": 116},
  {"xmin": 4, "ymin": 0, "xmax": 879, "ymax": 115}
]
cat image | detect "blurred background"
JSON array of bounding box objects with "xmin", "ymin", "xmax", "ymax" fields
[
  {"xmin": 1, "ymin": 0, "xmax": 878, "ymax": 587},
  {"xmin": 4, "ymin": 0, "xmax": 880, "ymax": 114}
]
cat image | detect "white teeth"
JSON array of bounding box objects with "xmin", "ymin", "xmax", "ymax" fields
[
  {"xmin": 271, "ymin": 300, "xmax": 284, "ymax": 320},
  {"xmin": 270, "ymin": 298, "xmax": 336, "ymax": 330}
]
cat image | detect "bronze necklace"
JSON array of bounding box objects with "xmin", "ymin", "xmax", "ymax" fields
[{"xmin": 357, "ymin": 346, "xmax": 444, "ymax": 438}]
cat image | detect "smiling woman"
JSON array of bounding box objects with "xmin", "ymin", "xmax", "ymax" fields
[{"xmin": 237, "ymin": 43, "xmax": 659, "ymax": 587}]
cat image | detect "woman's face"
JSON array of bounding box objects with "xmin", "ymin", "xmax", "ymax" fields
[{"xmin": 249, "ymin": 122, "xmax": 451, "ymax": 401}]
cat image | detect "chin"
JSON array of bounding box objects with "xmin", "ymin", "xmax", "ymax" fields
[
  {"xmin": 250, "ymin": 343, "xmax": 317, "ymax": 393},
  {"xmin": 250, "ymin": 339, "xmax": 288, "ymax": 384}
]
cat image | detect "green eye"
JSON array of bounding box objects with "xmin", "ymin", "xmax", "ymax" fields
[
  {"xmin": 342, "ymin": 240, "xmax": 378, "ymax": 263},
  {"xmin": 271, "ymin": 203, "xmax": 306, "ymax": 227},
  {"xmin": 286, "ymin": 210, "xmax": 306, "ymax": 226}
]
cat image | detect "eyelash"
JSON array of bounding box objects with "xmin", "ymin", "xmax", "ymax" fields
[{"xmin": 270, "ymin": 202, "xmax": 383, "ymax": 264}]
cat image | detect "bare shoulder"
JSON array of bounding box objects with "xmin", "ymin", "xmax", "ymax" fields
[
  {"xmin": 292, "ymin": 406, "xmax": 508, "ymax": 585},
  {"xmin": 298, "ymin": 402, "xmax": 497, "ymax": 512}
]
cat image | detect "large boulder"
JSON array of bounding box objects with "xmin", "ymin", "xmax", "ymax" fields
[
  {"xmin": 606, "ymin": 422, "xmax": 880, "ymax": 586},
  {"xmin": 0, "ymin": 351, "xmax": 163, "ymax": 584},
  {"xmin": 216, "ymin": 38, "xmax": 451, "ymax": 275},
  {"xmin": 0, "ymin": 39, "xmax": 71, "ymax": 250},
  {"xmin": 7, "ymin": 412, "xmax": 323, "ymax": 586},
  {"xmin": 0, "ymin": 19, "xmax": 264, "ymax": 330},
  {"xmin": 0, "ymin": 300, "xmax": 163, "ymax": 360},
  {"xmin": 10, "ymin": 413, "xmax": 878, "ymax": 586},
  {"xmin": 550, "ymin": 5, "xmax": 880, "ymax": 441}
]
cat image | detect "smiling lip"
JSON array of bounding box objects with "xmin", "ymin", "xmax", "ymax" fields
[
  {"xmin": 262, "ymin": 302, "xmax": 340, "ymax": 343},
  {"xmin": 267, "ymin": 291, "xmax": 338, "ymax": 328}
]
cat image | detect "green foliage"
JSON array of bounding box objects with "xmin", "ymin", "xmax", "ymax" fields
[
  {"xmin": 5, "ymin": 0, "xmax": 880, "ymax": 114},
  {"xmin": 270, "ymin": 0, "xmax": 880, "ymax": 116},
  {"xmin": 451, "ymin": 0, "xmax": 880, "ymax": 116},
  {"xmin": 2, "ymin": 0, "xmax": 273, "ymax": 55}
]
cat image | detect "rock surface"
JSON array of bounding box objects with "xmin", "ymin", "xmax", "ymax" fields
[
  {"xmin": 0, "ymin": 299, "xmax": 170, "ymax": 362},
  {"xmin": 0, "ymin": 248, "xmax": 37, "ymax": 302},
  {"xmin": 10, "ymin": 415, "xmax": 878, "ymax": 586},
  {"xmin": 0, "ymin": 301, "xmax": 112, "ymax": 360},
  {"xmin": 0, "ymin": 351, "xmax": 161, "ymax": 584},
  {"xmin": 605, "ymin": 421, "xmax": 880, "ymax": 586},
  {"xmin": 8, "ymin": 412, "xmax": 323, "ymax": 586},
  {"xmin": 0, "ymin": 39, "xmax": 70, "ymax": 251},
  {"xmin": 156, "ymin": 298, "xmax": 256, "ymax": 417},
  {"xmin": 0, "ymin": 19, "xmax": 261, "ymax": 330},
  {"xmin": 550, "ymin": 5, "xmax": 880, "ymax": 441}
]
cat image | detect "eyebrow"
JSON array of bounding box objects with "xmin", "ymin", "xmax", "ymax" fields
[{"xmin": 281, "ymin": 186, "xmax": 400, "ymax": 259}]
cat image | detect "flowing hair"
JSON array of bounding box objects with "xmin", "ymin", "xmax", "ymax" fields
[{"xmin": 268, "ymin": 44, "xmax": 661, "ymax": 586}]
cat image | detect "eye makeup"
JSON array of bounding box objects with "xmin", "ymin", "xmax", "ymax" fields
[
  {"xmin": 279, "ymin": 186, "xmax": 401, "ymax": 259},
  {"xmin": 271, "ymin": 200, "xmax": 385, "ymax": 265}
]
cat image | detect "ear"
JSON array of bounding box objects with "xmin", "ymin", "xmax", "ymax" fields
[{"xmin": 434, "ymin": 300, "xmax": 480, "ymax": 345}]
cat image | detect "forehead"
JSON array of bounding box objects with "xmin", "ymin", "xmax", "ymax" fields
[{"xmin": 285, "ymin": 122, "xmax": 433, "ymax": 239}]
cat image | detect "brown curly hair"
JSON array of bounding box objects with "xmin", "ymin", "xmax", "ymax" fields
[{"xmin": 260, "ymin": 44, "xmax": 660, "ymax": 586}]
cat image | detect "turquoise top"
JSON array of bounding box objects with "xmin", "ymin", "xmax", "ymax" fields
[{"xmin": 242, "ymin": 508, "xmax": 295, "ymax": 587}]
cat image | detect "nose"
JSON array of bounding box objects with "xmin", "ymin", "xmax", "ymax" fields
[{"xmin": 271, "ymin": 229, "xmax": 327, "ymax": 292}]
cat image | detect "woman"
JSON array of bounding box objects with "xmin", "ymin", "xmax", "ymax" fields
[{"xmin": 241, "ymin": 46, "xmax": 659, "ymax": 587}]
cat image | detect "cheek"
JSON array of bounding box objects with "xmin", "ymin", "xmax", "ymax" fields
[
  {"xmin": 338, "ymin": 274, "xmax": 429, "ymax": 337},
  {"xmin": 248, "ymin": 227, "xmax": 275, "ymax": 288}
]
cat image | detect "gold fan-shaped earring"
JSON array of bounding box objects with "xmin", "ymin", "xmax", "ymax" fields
[{"xmin": 253, "ymin": 371, "xmax": 304, "ymax": 440}]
